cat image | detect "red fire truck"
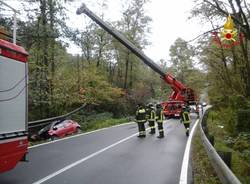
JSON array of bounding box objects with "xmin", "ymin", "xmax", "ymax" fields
[
  {"xmin": 76, "ymin": 4, "xmax": 198, "ymax": 117},
  {"xmin": 0, "ymin": 26, "xmax": 29, "ymax": 173},
  {"xmin": 161, "ymin": 101, "xmax": 185, "ymax": 118}
]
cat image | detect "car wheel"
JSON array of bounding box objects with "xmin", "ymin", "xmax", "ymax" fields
[
  {"xmin": 50, "ymin": 135, "xmax": 58, "ymax": 141},
  {"xmin": 76, "ymin": 127, "xmax": 82, "ymax": 134}
]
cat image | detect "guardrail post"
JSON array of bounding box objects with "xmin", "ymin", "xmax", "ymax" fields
[
  {"xmin": 207, "ymin": 134, "xmax": 214, "ymax": 146},
  {"xmin": 202, "ymin": 125, "xmax": 209, "ymax": 135},
  {"xmin": 218, "ymin": 151, "xmax": 232, "ymax": 169}
]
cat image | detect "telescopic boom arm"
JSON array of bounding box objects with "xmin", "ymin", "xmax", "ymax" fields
[{"xmin": 77, "ymin": 3, "xmax": 165, "ymax": 77}]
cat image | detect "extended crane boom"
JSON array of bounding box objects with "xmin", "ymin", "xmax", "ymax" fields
[
  {"xmin": 77, "ymin": 4, "xmax": 165, "ymax": 77},
  {"xmin": 77, "ymin": 3, "xmax": 196, "ymax": 104}
]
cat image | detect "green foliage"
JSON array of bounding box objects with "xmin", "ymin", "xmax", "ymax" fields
[
  {"xmin": 169, "ymin": 37, "xmax": 206, "ymax": 98},
  {"xmin": 79, "ymin": 66, "xmax": 125, "ymax": 105},
  {"xmin": 82, "ymin": 118, "xmax": 128, "ymax": 132},
  {"xmin": 85, "ymin": 112, "xmax": 113, "ymax": 122},
  {"xmin": 192, "ymin": 130, "xmax": 221, "ymax": 184},
  {"xmin": 236, "ymin": 109, "xmax": 250, "ymax": 133},
  {"xmin": 207, "ymin": 109, "xmax": 250, "ymax": 183},
  {"xmin": 233, "ymin": 139, "xmax": 249, "ymax": 152},
  {"xmin": 169, "ymin": 38, "xmax": 194, "ymax": 81}
]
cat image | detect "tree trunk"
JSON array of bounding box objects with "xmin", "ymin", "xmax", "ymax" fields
[
  {"xmin": 49, "ymin": 0, "xmax": 55, "ymax": 107},
  {"xmin": 129, "ymin": 59, "xmax": 133, "ymax": 88},
  {"xmin": 40, "ymin": 0, "xmax": 50, "ymax": 117},
  {"xmin": 124, "ymin": 51, "xmax": 130, "ymax": 89}
]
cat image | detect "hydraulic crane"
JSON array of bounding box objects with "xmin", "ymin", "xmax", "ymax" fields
[{"xmin": 76, "ymin": 4, "xmax": 197, "ymax": 117}]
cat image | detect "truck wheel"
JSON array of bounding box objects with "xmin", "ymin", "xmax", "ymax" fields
[{"xmin": 165, "ymin": 115, "xmax": 169, "ymax": 119}]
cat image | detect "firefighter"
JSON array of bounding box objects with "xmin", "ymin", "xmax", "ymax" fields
[
  {"xmin": 180, "ymin": 106, "xmax": 191, "ymax": 136},
  {"xmin": 145, "ymin": 103, "xmax": 150, "ymax": 121},
  {"xmin": 135, "ymin": 103, "xmax": 147, "ymax": 138},
  {"xmin": 155, "ymin": 103, "xmax": 164, "ymax": 138},
  {"xmin": 147, "ymin": 103, "xmax": 156, "ymax": 134}
]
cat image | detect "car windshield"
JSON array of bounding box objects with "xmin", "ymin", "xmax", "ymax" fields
[{"xmin": 43, "ymin": 119, "xmax": 65, "ymax": 130}]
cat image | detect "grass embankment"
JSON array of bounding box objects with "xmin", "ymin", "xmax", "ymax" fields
[
  {"xmin": 29, "ymin": 112, "xmax": 131, "ymax": 146},
  {"xmin": 206, "ymin": 110, "xmax": 250, "ymax": 184},
  {"xmin": 192, "ymin": 129, "xmax": 221, "ymax": 184},
  {"xmin": 71, "ymin": 112, "xmax": 131, "ymax": 132},
  {"xmin": 80, "ymin": 117, "xmax": 130, "ymax": 132}
]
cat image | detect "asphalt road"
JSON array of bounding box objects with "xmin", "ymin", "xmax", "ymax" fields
[{"xmin": 0, "ymin": 117, "xmax": 197, "ymax": 184}]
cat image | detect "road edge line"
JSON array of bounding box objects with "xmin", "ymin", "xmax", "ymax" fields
[
  {"xmin": 29, "ymin": 122, "xmax": 134, "ymax": 149},
  {"xmin": 179, "ymin": 119, "xmax": 199, "ymax": 184},
  {"xmin": 32, "ymin": 132, "xmax": 139, "ymax": 184}
]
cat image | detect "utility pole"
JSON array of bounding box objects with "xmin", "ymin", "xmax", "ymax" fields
[{"xmin": 0, "ymin": 0, "xmax": 20, "ymax": 44}]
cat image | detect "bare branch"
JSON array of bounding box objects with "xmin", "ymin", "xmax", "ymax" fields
[
  {"xmin": 187, "ymin": 26, "xmax": 222, "ymax": 43},
  {"xmin": 235, "ymin": 0, "xmax": 250, "ymax": 38}
]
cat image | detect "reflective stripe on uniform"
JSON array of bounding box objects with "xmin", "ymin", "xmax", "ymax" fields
[
  {"xmin": 139, "ymin": 109, "xmax": 146, "ymax": 113},
  {"xmin": 151, "ymin": 111, "xmax": 155, "ymax": 119},
  {"xmin": 182, "ymin": 111, "xmax": 191, "ymax": 124},
  {"xmin": 137, "ymin": 120, "xmax": 146, "ymax": 123},
  {"xmin": 139, "ymin": 131, "xmax": 146, "ymax": 135},
  {"xmin": 156, "ymin": 111, "xmax": 163, "ymax": 121}
]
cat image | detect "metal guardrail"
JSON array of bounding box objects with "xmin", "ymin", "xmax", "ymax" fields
[
  {"xmin": 199, "ymin": 107, "xmax": 241, "ymax": 184},
  {"xmin": 28, "ymin": 104, "xmax": 87, "ymax": 129}
]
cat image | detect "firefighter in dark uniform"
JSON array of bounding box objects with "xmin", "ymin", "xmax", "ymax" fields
[
  {"xmin": 180, "ymin": 106, "xmax": 191, "ymax": 136},
  {"xmin": 147, "ymin": 103, "xmax": 156, "ymax": 134},
  {"xmin": 135, "ymin": 103, "xmax": 147, "ymax": 138},
  {"xmin": 145, "ymin": 103, "xmax": 150, "ymax": 121},
  {"xmin": 155, "ymin": 103, "xmax": 164, "ymax": 138}
]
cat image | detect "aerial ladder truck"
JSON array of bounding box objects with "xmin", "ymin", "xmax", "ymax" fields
[{"xmin": 76, "ymin": 4, "xmax": 198, "ymax": 118}]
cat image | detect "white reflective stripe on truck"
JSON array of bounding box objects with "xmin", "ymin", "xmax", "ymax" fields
[{"xmin": 0, "ymin": 55, "xmax": 27, "ymax": 134}]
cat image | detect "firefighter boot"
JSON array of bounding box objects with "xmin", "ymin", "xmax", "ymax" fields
[
  {"xmin": 138, "ymin": 131, "xmax": 146, "ymax": 138},
  {"xmin": 149, "ymin": 128, "xmax": 155, "ymax": 134},
  {"xmin": 186, "ymin": 128, "xmax": 189, "ymax": 137},
  {"xmin": 157, "ymin": 131, "xmax": 164, "ymax": 138}
]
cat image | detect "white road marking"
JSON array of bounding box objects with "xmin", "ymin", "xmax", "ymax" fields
[
  {"xmin": 32, "ymin": 129, "xmax": 150, "ymax": 184},
  {"xmin": 29, "ymin": 122, "xmax": 134, "ymax": 149},
  {"xmin": 32, "ymin": 119, "xmax": 170, "ymax": 183},
  {"xmin": 179, "ymin": 119, "xmax": 199, "ymax": 184}
]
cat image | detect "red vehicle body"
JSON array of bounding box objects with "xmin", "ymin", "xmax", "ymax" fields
[
  {"xmin": 161, "ymin": 74, "xmax": 196, "ymax": 117},
  {"xmin": 76, "ymin": 4, "xmax": 198, "ymax": 118},
  {"xmin": 0, "ymin": 37, "xmax": 29, "ymax": 173},
  {"xmin": 161, "ymin": 101, "xmax": 185, "ymax": 118}
]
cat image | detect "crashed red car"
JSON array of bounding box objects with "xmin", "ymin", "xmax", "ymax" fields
[{"xmin": 36, "ymin": 119, "xmax": 81, "ymax": 140}]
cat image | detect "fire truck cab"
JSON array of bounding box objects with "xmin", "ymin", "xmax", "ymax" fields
[{"xmin": 161, "ymin": 101, "xmax": 185, "ymax": 118}]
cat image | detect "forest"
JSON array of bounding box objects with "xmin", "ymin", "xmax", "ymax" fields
[
  {"xmin": 1, "ymin": 0, "xmax": 250, "ymax": 182},
  {"xmin": 0, "ymin": 0, "xmax": 249, "ymax": 131},
  {"xmin": 1, "ymin": 0, "xmax": 206, "ymax": 121}
]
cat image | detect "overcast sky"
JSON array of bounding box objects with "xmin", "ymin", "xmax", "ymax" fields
[
  {"xmin": 2, "ymin": 0, "xmax": 210, "ymax": 62},
  {"xmin": 66, "ymin": 0, "xmax": 209, "ymax": 62}
]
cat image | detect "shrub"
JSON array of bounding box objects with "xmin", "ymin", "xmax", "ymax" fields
[
  {"xmin": 233, "ymin": 133, "xmax": 250, "ymax": 152},
  {"xmin": 233, "ymin": 138, "xmax": 249, "ymax": 152},
  {"xmin": 236, "ymin": 109, "xmax": 250, "ymax": 133},
  {"xmin": 224, "ymin": 136, "xmax": 236, "ymax": 148}
]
